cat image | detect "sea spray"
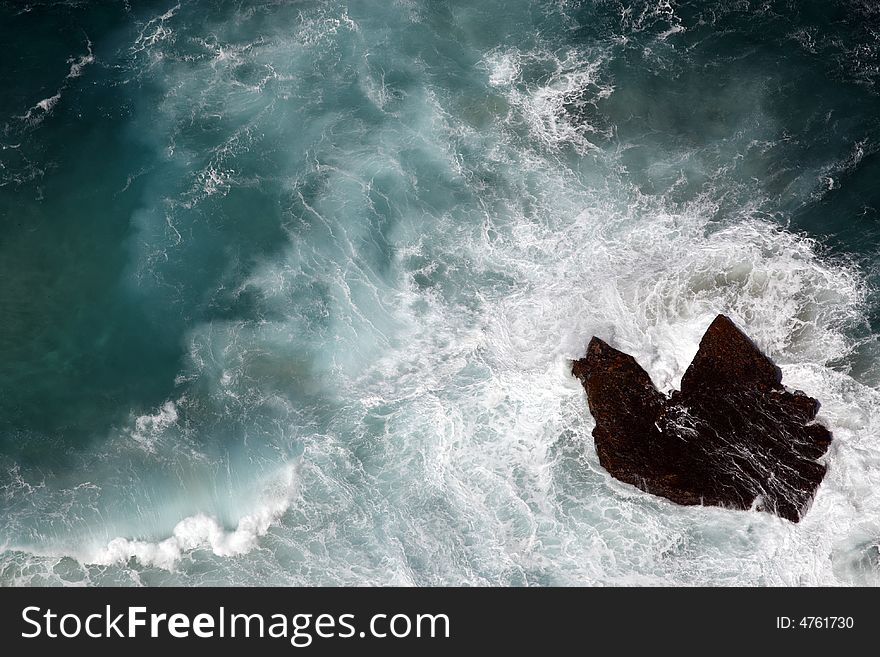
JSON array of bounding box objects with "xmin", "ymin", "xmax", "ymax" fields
[{"xmin": 1, "ymin": 0, "xmax": 880, "ymax": 586}]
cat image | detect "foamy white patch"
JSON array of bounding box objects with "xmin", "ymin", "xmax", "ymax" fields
[
  {"xmin": 298, "ymin": 10, "xmax": 359, "ymax": 48},
  {"xmin": 67, "ymin": 39, "xmax": 95, "ymax": 79},
  {"xmin": 759, "ymin": 363, "xmax": 880, "ymax": 584},
  {"xmin": 4, "ymin": 3, "xmax": 878, "ymax": 586},
  {"xmin": 131, "ymin": 400, "xmax": 180, "ymax": 452},
  {"xmin": 623, "ymin": 0, "xmax": 683, "ymax": 35},
  {"xmin": 482, "ymin": 47, "xmax": 614, "ymax": 153},
  {"xmin": 86, "ymin": 465, "xmax": 299, "ymax": 570},
  {"xmin": 584, "ymin": 214, "xmax": 867, "ymax": 390},
  {"xmin": 36, "ymin": 94, "xmax": 61, "ymax": 112},
  {"xmin": 657, "ymin": 23, "xmax": 685, "ymax": 40},
  {"xmin": 486, "ymin": 51, "xmax": 521, "ymax": 87},
  {"xmin": 198, "ymin": 165, "xmax": 232, "ymax": 198},
  {"xmin": 17, "ymin": 38, "xmax": 94, "ymax": 125},
  {"xmin": 19, "ymin": 93, "xmax": 62, "ymax": 124},
  {"xmin": 131, "ymin": 2, "xmax": 180, "ymax": 56},
  {"xmin": 338, "ymin": 115, "xmax": 870, "ymax": 584}
]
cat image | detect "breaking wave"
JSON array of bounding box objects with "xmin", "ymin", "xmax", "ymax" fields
[{"xmin": 2, "ymin": 0, "xmax": 880, "ymax": 586}]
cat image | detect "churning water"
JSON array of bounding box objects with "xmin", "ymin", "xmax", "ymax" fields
[{"xmin": 2, "ymin": 0, "xmax": 880, "ymax": 585}]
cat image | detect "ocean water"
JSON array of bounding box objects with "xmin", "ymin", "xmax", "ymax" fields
[{"xmin": 1, "ymin": 0, "xmax": 880, "ymax": 586}]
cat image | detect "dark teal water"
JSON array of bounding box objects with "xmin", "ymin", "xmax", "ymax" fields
[{"xmin": 1, "ymin": 0, "xmax": 880, "ymax": 585}]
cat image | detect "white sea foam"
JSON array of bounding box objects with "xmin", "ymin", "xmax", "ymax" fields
[
  {"xmin": 132, "ymin": 3, "xmax": 180, "ymax": 55},
  {"xmin": 482, "ymin": 47, "xmax": 614, "ymax": 153},
  {"xmin": 67, "ymin": 39, "xmax": 95, "ymax": 79},
  {"xmin": 297, "ymin": 10, "xmax": 359, "ymax": 48},
  {"xmin": 17, "ymin": 38, "xmax": 94, "ymax": 125},
  {"xmin": 66, "ymin": 32, "xmax": 880, "ymax": 584},
  {"xmin": 19, "ymin": 93, "xmax": 62, "ymax": 124},
  {"xmin": 130, "ymin": 400, "xmax": 180, "ymax": 452},
  {"xmin": 486, "ymin": 51, "xmax": 521, "ymax": 88},
  {"xmin": 84, "ymin": 464, "xmax": 299, "ymax": 570},
  {"xmin": 3, "ymin": 0, "xmax": 880, "ymax": 587}
]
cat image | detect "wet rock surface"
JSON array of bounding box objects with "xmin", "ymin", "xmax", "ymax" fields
[{"xmin": 572, "ymin": 315, "xmax": 832, "ymax": 522}]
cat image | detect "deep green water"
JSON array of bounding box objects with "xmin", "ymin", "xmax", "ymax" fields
[{"xmin": 2, "ymin": 0, "xmax": 880, "ymax": 585}]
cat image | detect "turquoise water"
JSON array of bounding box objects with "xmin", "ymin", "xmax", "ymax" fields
[{"xmin": 2, "ymin": 0, "xmax": 880, "ymax": 585}]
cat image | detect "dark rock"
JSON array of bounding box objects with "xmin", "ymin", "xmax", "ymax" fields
[{"xmin": 571, "ymin": 314, "xmax": 832, "ymax": 522}]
